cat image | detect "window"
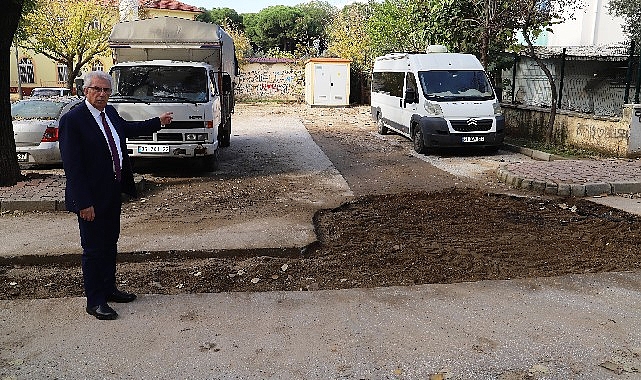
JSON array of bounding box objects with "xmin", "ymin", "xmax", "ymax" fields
[
  {"xmin": 19, "ymin": 58, "xmax": 35, "ymax": 84},
  {"xmin": 92, "ymin": 60, "xmax": 104, "ymax": 72},
  {"xmin": 57, "ymin": 63, "xmax": 68, "ymax": 83},
  {"xmin": 372, "ymin": 71, "xmax": 405, "ymax": 97}
]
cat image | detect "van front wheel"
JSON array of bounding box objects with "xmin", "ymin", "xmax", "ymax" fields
[
  {"xmin": 377, "ymin": 115, "xmax": 388, "ymax": 135},
  {"xmin": 413, "ymin": 128, "xmax": 427, "ymax": 154}
]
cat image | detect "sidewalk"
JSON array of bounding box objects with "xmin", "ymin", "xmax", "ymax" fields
[{"xmin": 498, "ymin": 145, "xmax": 641, "ymax": 197}]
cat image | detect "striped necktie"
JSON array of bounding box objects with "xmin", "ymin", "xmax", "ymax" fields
[{"xmin": 100, "ymin": 112, "xmax": 121, "ymax": 181}]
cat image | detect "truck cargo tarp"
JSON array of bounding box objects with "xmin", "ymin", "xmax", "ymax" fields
[
  {"xmin": 108, "ymin": 17, "xmax": 236, "ymax": 80},
  {"xmin": 110, "ymin": 17, "xmax": 223, "ymax": 45}
]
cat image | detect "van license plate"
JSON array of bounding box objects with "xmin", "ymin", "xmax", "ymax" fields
[
  {"xmin": 462, "ymin": 136, "xmax": 484, "ymax": 143},
  {"xmin": 138, "ymin": 145, "xmax": 170, "ymax": 153},
  {"xmin": 17, "ymin": 152, "xmax": 28, "ymax": 162}
]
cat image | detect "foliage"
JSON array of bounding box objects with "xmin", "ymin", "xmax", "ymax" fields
[
  {"xmin": 365, "ymin": 0, "xmax": 432, "ymax": 57},
  {"xmin": 19, "ymin": 0, "xmax": 117, "ymax": 90},
  {"xmin": 326, "ymin": 3, "xmax": 372, "ymax": 71},
  {"xmin": 608, "ymin": 0, "xmax": 641, "ymax": 44},
  {"xmin": 244, "ymin": 2, "xmax": 336, "ymax": 54},
  {"xmin": 196, "ymin": 7, "xmax": 244, "ymax": 31},
  {"xmin": 222, "ymin": 23, "xmax": 252, "ymax": 69}
]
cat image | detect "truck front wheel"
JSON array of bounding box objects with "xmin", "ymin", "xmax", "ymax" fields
[{"xmin": 218, "ymin": 118, "xmax": 231, "ymax": 147}]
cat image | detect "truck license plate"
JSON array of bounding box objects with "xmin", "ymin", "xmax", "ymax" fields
[
  {"xmin": 462, "ymin": 136, "xmax": 484, "ymax": 143},
  {"xmin": 16, "ymin": 152, "xmax": 28, "ymax": 162},
  {"xmin": 138, "ymin": 145, "xmax": 170, "ymax": 153}
]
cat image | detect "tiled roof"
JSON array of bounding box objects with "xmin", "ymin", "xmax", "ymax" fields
[
  {"xmin": 105, "ymin": 0, "xmax": 202, "ymax": 13},
  {"xmin": 142, "ymin": 0, "xmax": 202, "ymax": 12},
  {"xmin": 248, "ymin": 57, "xmax": 296, "ymax": 64}
]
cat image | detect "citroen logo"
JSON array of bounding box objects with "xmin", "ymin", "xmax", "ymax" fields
[{"xmin": 467, "ymin": 118, "xmax": 479, "ymax": 127}]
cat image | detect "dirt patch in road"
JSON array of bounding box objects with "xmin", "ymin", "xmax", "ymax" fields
[{"xmin": 2, "ymin": 104, "xmax": 641, "ymax": 299}]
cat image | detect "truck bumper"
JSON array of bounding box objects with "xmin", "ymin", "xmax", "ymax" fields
[{"xmin": 126, "ymin": 142, "xmax": 218, "ymax": 158}]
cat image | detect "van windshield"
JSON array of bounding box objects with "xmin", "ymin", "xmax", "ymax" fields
[
  {"xmin": 110, "ymin": 66, "xmax": 209, "ymax": 103},
  {"xmin": 418, "ymin": 70, "xmax": 494, "ymax": 101}
]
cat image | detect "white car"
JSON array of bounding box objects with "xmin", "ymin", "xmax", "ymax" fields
[
  {"xmin": 31, "ymin": 87, "xmax": 72, "ymax": 97},
  {"xmin": 12, "ymin": 97, "xmax": 83, "ymax": 166}
]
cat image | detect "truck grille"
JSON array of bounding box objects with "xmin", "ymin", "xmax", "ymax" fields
[
  {"xmin": 128, "ymin": 134, "xmax": 152, "ymax": 141},
  {"xmin": 162, "ymin": 121, "xmax": 205, "ymax": 130},
  {"xmin": 450, "ymin": 119, "xmax": 493, "ymax": 132},
  {"xmin": 157, "ymin": 133, "xmax": 183, "ymax": 141}
]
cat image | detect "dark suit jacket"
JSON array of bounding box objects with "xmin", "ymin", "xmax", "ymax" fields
[{"xmin": 59, "ymin": 102, "xmax": 161, "ymax": 214}]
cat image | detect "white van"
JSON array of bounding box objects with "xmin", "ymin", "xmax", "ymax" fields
[{"xmin": 370, "ymin": 46, "xmax": 504, "ymax": 153}]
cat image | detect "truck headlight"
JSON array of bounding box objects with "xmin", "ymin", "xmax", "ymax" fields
[
  {"xmin": 424, "ymin": 101, "xmax": 443, "ymax": 116},
  {"xmin": 185, "ymin": 133, "xmax": 208, "ymax": 141},
  {"xmin": 493, "ymin": 101, "xmax": 502, "ymax": 116}
]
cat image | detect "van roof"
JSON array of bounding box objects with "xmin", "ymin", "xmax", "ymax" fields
[{"xmin": 374, "ymin": 52, "xmax": 484, "ymax": 71}]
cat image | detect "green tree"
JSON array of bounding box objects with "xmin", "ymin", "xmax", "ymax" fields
[
  {"xmin": 608, "ymin": 0, "xmax": 641, "ymax": 44},
  {"xmin": 196, "ymin": 7, "xmax": 244, "ymax": 31},
  {"xmin": 295, "ymin": 1, "xmax": 336, "ymax": 54},
  {"xmin": 244, "ymin": 3, "xmax": 335, "ymax": 54},
  {"xmin": 327, "ymin": 3, "xmax": 372, "ymax": 103},
  {"xmin": 19, "ymin": 0, "xmax": 117, "ymax": 91},
  {"xmin": 327, "ymin": 3, "xmax": 372, "ymax": 70},
  {"xmin": 1, "ymin": 0, "xmax": 36, "ymax": 187},
  {"xmin": 366, "ymin": 0, "xmax": 432, "ymax": 57}
]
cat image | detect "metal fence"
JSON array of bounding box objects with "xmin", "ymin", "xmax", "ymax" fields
[{"xmin": 501, "ymin": 43, "xmax": 640, "ymax": 117}]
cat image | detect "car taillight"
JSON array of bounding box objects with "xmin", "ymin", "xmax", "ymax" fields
[{"xmin": 41, "ymin": 127, "xmax": 58, "ymax": 142}]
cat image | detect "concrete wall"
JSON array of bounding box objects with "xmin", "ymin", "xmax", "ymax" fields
[
  {"xmin": 236, "ymin": 62, "xmax": 304, "ymax": 102},
  {"xmin": 503, "ymin": 104, "xmax": 641, "ymax": 157}
]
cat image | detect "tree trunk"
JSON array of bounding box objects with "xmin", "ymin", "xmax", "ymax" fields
[
  {"xmin": 524, "ymin": 30, "xmax": 558, "ymax": 145},
  {"xmin": 0, "ymin": 0, "xmax": 24, "ymax": 187}
]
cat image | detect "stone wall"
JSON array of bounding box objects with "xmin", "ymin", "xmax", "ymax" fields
[
  {"xmin": 236, "ymin": 61, "xmax": 305, "ymax": 102},
  {"xmin": 503, "ymin": 104, "xmax": 641, "ymax": 157}
]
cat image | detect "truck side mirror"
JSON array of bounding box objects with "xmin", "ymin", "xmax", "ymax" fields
[
  {"xmin": 75, "ymin": 77, "xmax": 84, "ymax": 97},
  {"xmin": 222, "ymin": 74, "xmax": 232, "ymax": 93}
]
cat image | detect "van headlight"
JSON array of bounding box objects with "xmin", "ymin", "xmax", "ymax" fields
[
  {"xmin": 493, "ymin": 101, "xmax": 502, "ymax": 116},
  {"xmin": 424, "ymin": 101, "xmax": 443, "ymax": 116}
]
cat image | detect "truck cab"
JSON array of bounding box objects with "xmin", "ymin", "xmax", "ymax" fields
[{"xmin": 107, "ymin": 17, "xmax": 236, "ymax": 169}]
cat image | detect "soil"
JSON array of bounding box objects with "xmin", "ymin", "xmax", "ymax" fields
[{"xmin": 3, "ymin": 104, "xmax": 641, "ymax": 299}]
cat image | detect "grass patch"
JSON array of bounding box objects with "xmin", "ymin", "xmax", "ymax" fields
[{"xmin": 505, "ymin": 137, "xmax": 617, "ymax": 159}]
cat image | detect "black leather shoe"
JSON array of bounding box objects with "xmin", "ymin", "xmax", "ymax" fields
[
  {"xmin": 86, "ymin": 304, "xmax": 118, "ymax": 320},
  {"xmin": 106, "ymin": 289, "xmax": 137, "ymax": 303}
]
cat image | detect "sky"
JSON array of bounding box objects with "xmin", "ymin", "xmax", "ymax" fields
[{"xmin": 183, "ymin": 0, "xmax": 358, "ymax": 13}]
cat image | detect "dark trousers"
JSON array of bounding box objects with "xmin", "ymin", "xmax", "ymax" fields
[{"xmin": 77, "ymin": 187, "xmax": 122, "ymax": 307}]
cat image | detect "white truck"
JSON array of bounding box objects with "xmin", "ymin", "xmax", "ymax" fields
[
  {"xmin": 371, "ymin": 45, "xmax": 504, "ymax": 154},
  {"xmin": 106, "ymin": 17, "xmax": 237, "ymax": 169}
]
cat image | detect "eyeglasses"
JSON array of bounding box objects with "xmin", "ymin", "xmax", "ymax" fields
[{"xmin": 87, "ymin": 86, "xmax": 112, "ymax": 94}]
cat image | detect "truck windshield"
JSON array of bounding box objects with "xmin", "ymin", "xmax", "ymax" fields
[
  {"xmin": 110, "ymin": 66, "xmax": 208, "ymax": 103},
  {"xmin": 418, "ymin": 70, "xmax": 494, "ymax": 101}
]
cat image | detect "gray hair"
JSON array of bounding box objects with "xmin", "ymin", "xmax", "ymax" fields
[{"xmin": 83, "ymin": 71, "xmax": 113, "ymax": 91}]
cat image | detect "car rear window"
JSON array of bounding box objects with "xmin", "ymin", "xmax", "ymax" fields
[{"xmin": 11, "ymin": 100, "xmax": 66, "ymax": 120}]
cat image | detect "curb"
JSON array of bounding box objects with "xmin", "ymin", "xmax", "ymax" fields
[{"xmin": 496, "ymin": 159, "xmax": 641, "ymax": 198}]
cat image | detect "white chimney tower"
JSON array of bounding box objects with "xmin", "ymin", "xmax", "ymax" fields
[{"xmin": 119, "ymin": 0, "xmax": 139, "ymax": 22}]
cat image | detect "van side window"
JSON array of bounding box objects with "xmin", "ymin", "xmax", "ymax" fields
[{"xmin": 372, "ymin": 71, "xmax": 404, "ymax": 97}]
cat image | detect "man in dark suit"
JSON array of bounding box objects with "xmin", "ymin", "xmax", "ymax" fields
[{"xmin": 59, "ymin": 71, "xmax": 173, "ymax": 320}]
